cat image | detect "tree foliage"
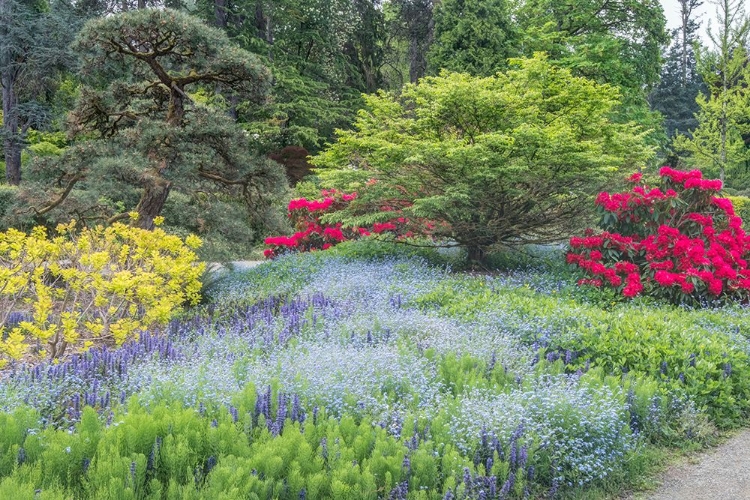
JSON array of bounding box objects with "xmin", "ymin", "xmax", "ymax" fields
[
  {"xmin": 428, "ymin": 0, "xmax": 517, "ymax": 76},
  {"xmin": 673, "ymin": 0, "xmax": 750, "ymax": 186},
  {"xmin": 389, "ymin": 0, "xmax": 435, "ymax": 83},
  {"xmin": 514, "ymin": 0, "xmax": 668, "ymax": 93},
  {"xmin": 190, "ymin": 0, "xmax": 385, "ymax": 152},
  {"xmin": 649, "ymin": 0, "xmax": 706, "ymax": 141},
  {"xmin": 513, "ymin": 0, "xmax": 669, "ymax": 148},
  {"xmin": 314, "ymin": 55, "xmax": 654, "ymax": 259},
  {"xmin": 0, "ymin": 0, "xmax": 77, "ymax": 185}
]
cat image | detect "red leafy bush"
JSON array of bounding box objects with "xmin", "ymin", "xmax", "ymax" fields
[{"xmin": 568, "ymin": 167, "xmax": 750, "ymax": 303}]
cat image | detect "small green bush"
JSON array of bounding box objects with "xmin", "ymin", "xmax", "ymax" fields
[
  {"xmin": 0, "ymin": 185, "xmax": 18, "ymax": 224},
  {"xmin": 328, "ymin": 238, "xmax": 464, "ymax": 268},
  {"xmin": 727, "ymin": 195, "xmax": 750, "ymax": 226},
  {"xmin": 562, "ymin": 310, "xmax": 750, "ymax": 428}
]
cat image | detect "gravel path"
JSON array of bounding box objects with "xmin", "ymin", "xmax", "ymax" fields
[
  {"xmin": 227, "ymin": 260, "xmax": 264, "ymax": 271},
  {"xmin": 208, "ymin": 260, "xmax": 264, "ymax": 272},
  {"xmin": 633, "ymin": 429, "xmax": 750, "ymax": 500}
]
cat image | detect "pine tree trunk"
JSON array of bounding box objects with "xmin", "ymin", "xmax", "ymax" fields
[
  {"xmin": 166, "ymin": 86, "xmax": 185, "ymax": 126},
  {"xmin": 135, "ymin": 178, "xmax": 172, "ymax": 230},
  {"xmin": 255, "ymin": 1, "xmax": 273, "ymax": 61},
  {"xmin": 407, "ymin": 2, "xmax": 433, "ymax": 83},
  {"xmin": 2, "ymin": 70, "xmax": 22, "ymax": 185},
  {"xmin": 214, "ymin": 0, "xmax": 228, "ymax": 29},
  {"xmin": 135, "ymin": 86, "xmax": 183, "ymax": 229},
  {"xmin": 680, "ymin": 0, "xmax": 689, "ymax": 85}
]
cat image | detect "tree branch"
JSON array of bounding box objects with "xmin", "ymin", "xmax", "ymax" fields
[{"xmin": 34, "ymin": 174, "xmax": 83, "ymax": 215}]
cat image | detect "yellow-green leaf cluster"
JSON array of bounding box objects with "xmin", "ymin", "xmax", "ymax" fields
[{"xmin": 0, "ymin": 222, "xmax": 204, "ymax": 364}]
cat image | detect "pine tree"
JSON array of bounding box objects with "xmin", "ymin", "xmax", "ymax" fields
[
  {"xmin": 649, "ymin": 0, "xmax": 706, "ymax": 140},
  {"xmin": 0, "ymin": 0, "xmax": 76, "ymax": 185},
  {"xmin": 428, "ymin": 0, "xmax": 517, "ymax": 76},
  {"xmin": 13, "ymin": 9, "xmax": 287, "ymax": 230}
]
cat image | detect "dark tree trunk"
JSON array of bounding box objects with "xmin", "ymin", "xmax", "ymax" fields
[
  {"xmin": 408, "ymin": 37, "xmax": 428, "ymax": 83},
  {"xmin": 2, "ymin": 70, "xmax": 22, "ymax": 185},
  {"xmin": 467, "ymin": 245, "xmax": 485, "ymax": 264},
  {"xmin": 166, "ymin": 86, "xmax": 185, "ymax": 126},
  {"xmin": 227, "ymin": 91, "xmax": 238, "ymax": 120},
  {"xmin": 400, "ymin": 0, "xmax": 434, "ymax": 83},
  {"xmin": 214, "ymin": 0, "xmax": 240, "ymax": 119},
  {"xmin": 136, "ymin": 85, "xmax": 184, "ymax": 229},
  {"xmin": 255, "ymin": 1, "xmax": 273, "ymax": 60},
  {"xmin": 135, "ymin": 178, "xmax": 172, "ymax": 230},
  {"xmin": 214, "ymin": 0, "xmax": 228, "ymax": 29},
  {"xmin": 678, "ymin": 0, "xmax": 698, "ymax": 86}
]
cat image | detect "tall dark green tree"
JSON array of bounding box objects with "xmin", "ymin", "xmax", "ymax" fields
[
  {"xmin": 344, "ymin": 0, "xmax": 386, "ymax": 94},
  {"xmin": 428, "ymin": 0, "xmax": 518, "ymax": 76},
  {"xmin": 1, "ymin": 0, "xmax": 76, "ymax": 185},
  {"xmin": 649, "ymin": 0, "xmax": 705, "ymax": 140},
  {"xmin": 14, "ymin": 9, "xmax": 286, "ymax": 230},
  {"xmin": 389, "ymin": 0, "xmax": 435, "ymax": 83}
]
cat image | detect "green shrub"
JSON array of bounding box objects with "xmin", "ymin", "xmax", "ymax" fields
[
  {"xmin": 0, "ymin": 185, "xmax": 18, "ymax": 225},
  {"xmin": 328, "ymin": 238, "xmax": 464, "ymax": 268},
  {"xmin": 563, "ymin": 309, "xmax": 750, "ymax": 428},
  {"xmin": 25, "ymin": 130, "xmax": 68, "ymax": 149},
  {"xmin": 162, "ymin": 191, "xmax": 287, "ymax": 262},
  {"xmin": 727, "ymin": 195, "xmax": 750, "ymax": 226}
]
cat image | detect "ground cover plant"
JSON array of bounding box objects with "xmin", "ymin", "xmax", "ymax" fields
[{"xmin": 0, "ymin": 246, "xmax": 749, "ymax": 498}]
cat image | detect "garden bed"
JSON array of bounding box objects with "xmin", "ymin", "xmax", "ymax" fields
[{"xmin": 0, "ymin": 250, "xmax": 748, "ymax": 499}]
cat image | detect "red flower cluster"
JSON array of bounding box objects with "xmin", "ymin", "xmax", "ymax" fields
[
  {"xmin": 594, "ymin": 187, "xmax": 677, "ymax": 214},
  {"xmin": 568, "ymin": 168, "xmax": 750, "ymax": 303},
  {"xmin": 287, "ymin": 197, "xmax": 335, "ymax": 212},
  {"xmin": 264, "ymin": 189, "xmax": 421, "ymax": 258}
]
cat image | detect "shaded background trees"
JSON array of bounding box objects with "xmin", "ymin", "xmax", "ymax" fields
[
  {"xmin": 672, "ymin": 0, "xmax": 750, "ymax": 186},
  {"xmin": 1, "ymin": 0, "xmax": 77, "ymax": 185},
  {"xmin": 649, "ymin": 0, "xmax": 706, "ymax": 142}
]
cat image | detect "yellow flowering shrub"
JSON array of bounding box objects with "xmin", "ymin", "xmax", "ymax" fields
[{"xmin": 0, "ymin": 221, "xmax": 204, "ymax": 366}]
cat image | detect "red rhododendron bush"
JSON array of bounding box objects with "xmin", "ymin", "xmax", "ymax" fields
[
  {"xmin": 568, "ymin": 167, "xmax": 750, "ymax": 304},
  {"xmin": 264, "ymin": 189, "xmax": 425, "ymax": 258}
]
